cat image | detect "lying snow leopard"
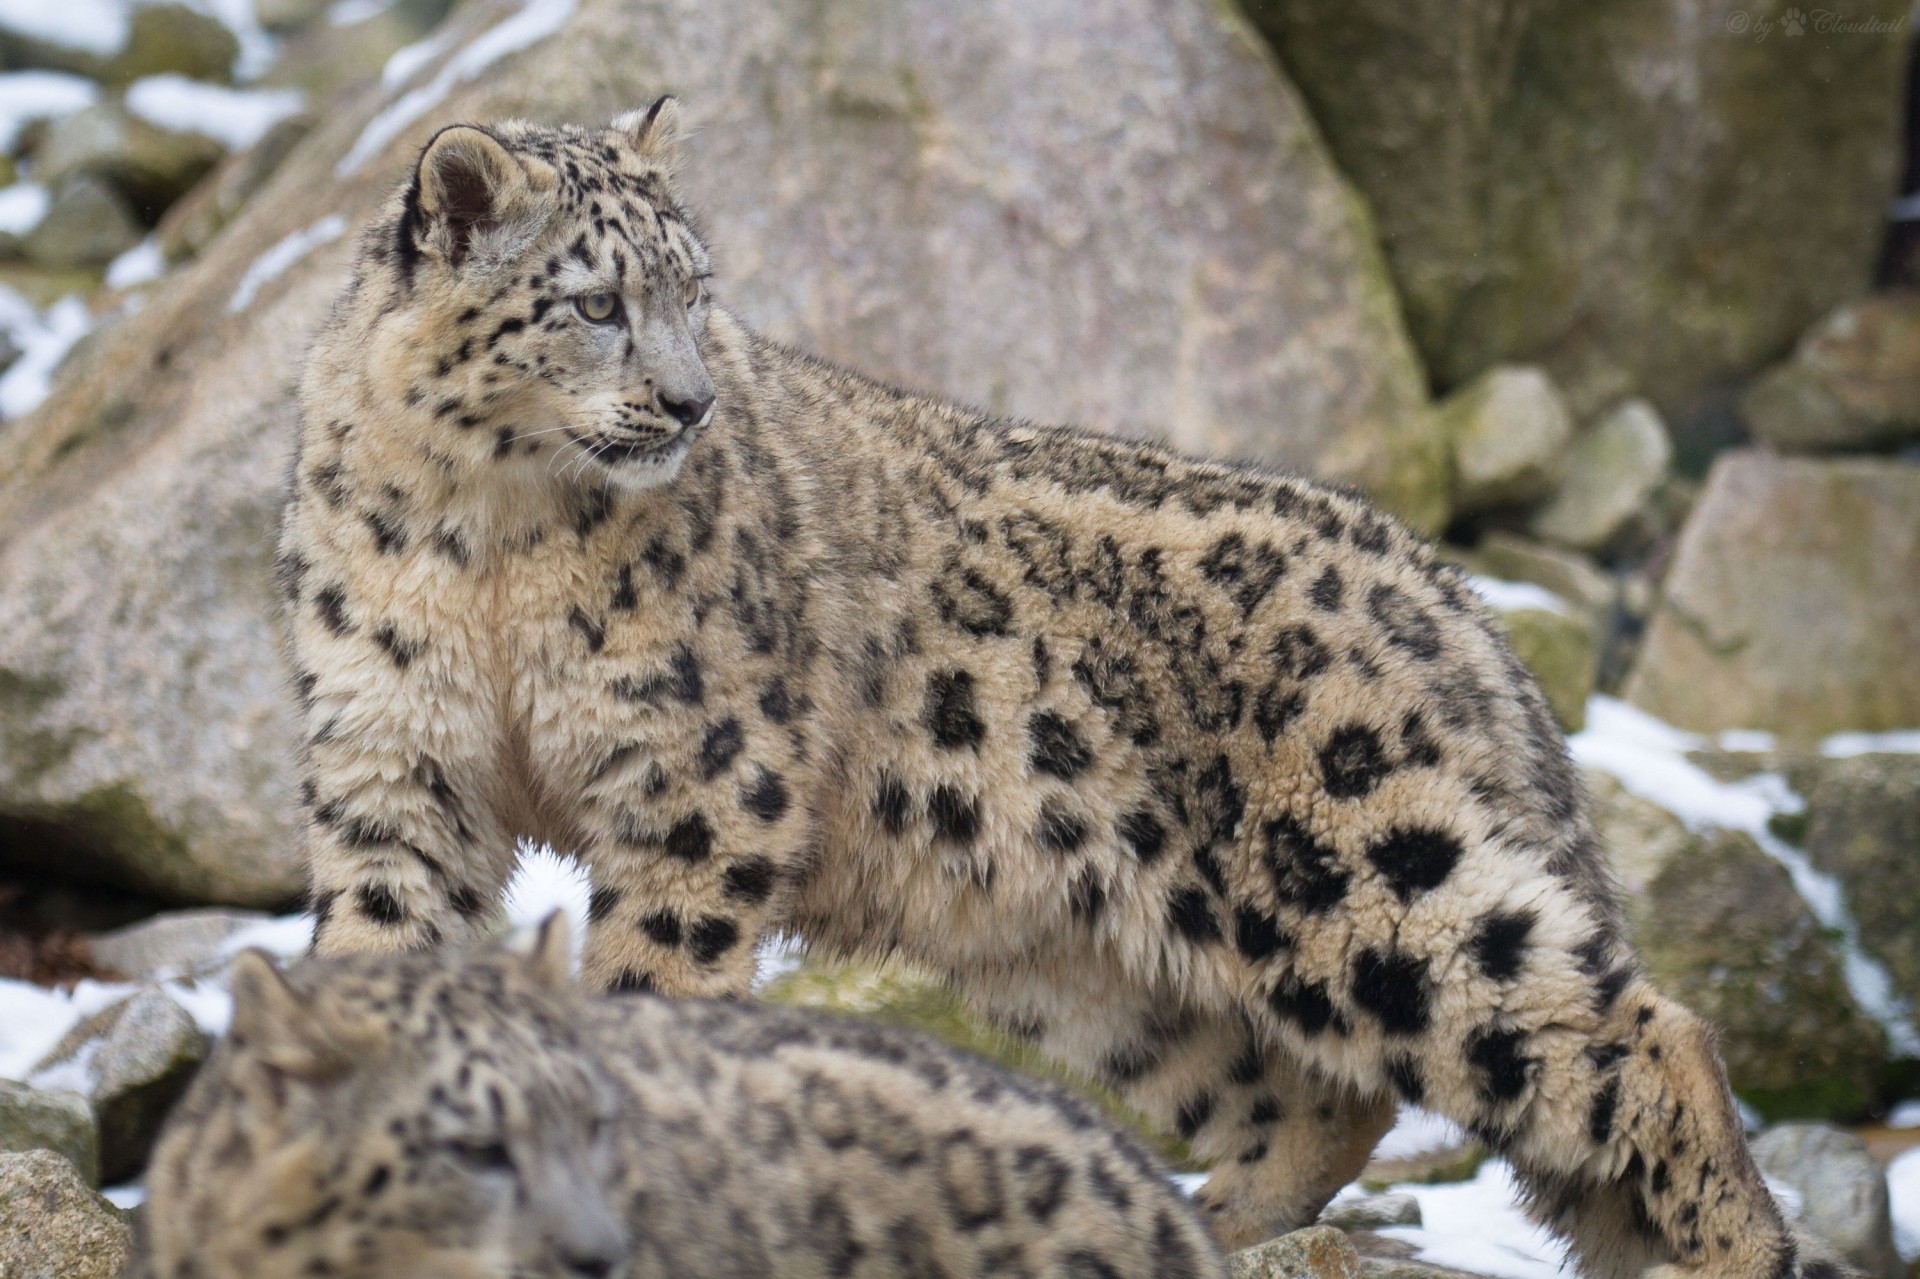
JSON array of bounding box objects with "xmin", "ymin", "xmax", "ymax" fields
[
  {"xmin": 134, "ymin": 915, "xmax": 1225, "ymax": 1279},
  {"xmin": 281, "ymin": 99, "xmax": 1826, "ymax": 1279}
]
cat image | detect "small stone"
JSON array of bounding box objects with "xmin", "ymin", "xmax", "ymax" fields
[
  {"xmin": 1752, "ymin": 1123, "xmax": 1899, "ymax": 1279},
  {"xmin": 1743, "ymin": 293, "xmax": 1920, "ymax": 453},
  {"xmin": 254, "ymin": 0, "xmax": 330, "ymax": 33},
  {"xmin": 1436, "ymin": 365, "xmax": 1572, "ymax": 512},
  {"xmin": 1320, "ymin": 1193, "xmax": 1421, "ymax": 1230},
  {"xmin": 1491, "ymin": 604, "xmax": 1598, "ymax": 732},
  {"xmin": 1468, "ymin": 532, "xmax": 1617, "ymax": 617},
  {"xmin": 22, "ymin": 174, "xmax": 143, "ymax": 268},
  {"xmin": 0, "ymin": 1080, "xmax": 98, "ymax": 1186},
  {"xmin": 0, "ymin": 1150, "xmax": 131, "ymax": 1279},
  {"xmin": 1528, "ymin": 399, "xmax": 1672, "ymax": 551},
  {"xmin": 1230, "ymin": 1226, "xmax": 1363, "ymax": 1279},
  {"xmin": 102, "ymin": 4, "xmax": 240, "ymax": 85},
  {"xmin": 33, "ymin": 102, "xmax": 226, "ymax": 222},
  {"xmin": 89, "ymin": 908, "xmax": 273, "ymax": 980},
  {"xmin": 32, "ymin": 988, "xmax": 209, "ymax": 1183}
]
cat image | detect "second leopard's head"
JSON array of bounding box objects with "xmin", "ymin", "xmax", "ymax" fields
[{"xmin": 358, "ymin": 100, "xmax": 716, "ymax": 491}]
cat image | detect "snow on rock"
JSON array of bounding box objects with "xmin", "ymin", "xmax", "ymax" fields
[
  {"xmin": 336, "ymin": 0, "xmax": 576, "ymax": 176},
  {"xmin": 1891, "ymin": 1147, "xmax": 1920, "ymax": 1261},
  {"xmin": 0, "ymin": 294, "xmax": 95, "ymax": 419},
  {"xmin": 105, "ymin": 238, "xmax": 166, "ymax": 289},
  {"xmin": 228, "ymin": 212, "xmax": 345, "ymax": 312},
  {"xmin": 0, "ymin": 71, "xmax": 99, "ymax": 151},
  {"xmin": 1467, "ymin": 575, "xmax": 1570, "ymax": 617},
  {"xmin": 0, "ymin": 182, "xmax": 50, "ymax": 236},
  {"xmin": 1888, "ymin": 1100, "xmax": 1920, "ymax": 1129},
  {"xmin": 0, "ymin": 0, "xmax": 128, "ymax": 57},
  {"xmin": 1823, "ymin": 729, "xmax": 1920, "ymax": 757},
  {"xmin": 125, "ymin": 75, "xmax": 303, "ymax": 151},
  {"xmin": 1572, "ymin": 695, "xmax": 1920, "ymax": 1056}
]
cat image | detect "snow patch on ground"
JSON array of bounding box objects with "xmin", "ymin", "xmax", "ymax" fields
[
  {"xmin": 126, "ymin": 75, "xmax": 303, "ymax": 150},
  {"xmin": 337, "ymin": 0, "xmax": 576, "ymax": 175},
  {"xmin": 229, "ymin": 213, "xmax": 346, "ymax": 312},
  {"xmin": 1467, "ymin": 576, "xmax": 1569, "ymax": 617},
  {"xmin": 0, "ymin": 71, "xmax": 98, "ymax": 150},
  {"xmin": 0, "ymin": 0, "xmax": 127, "ymax": 56},
  {"xmin": 329, "ymin": 0, "xmax": 398, "ymax": 24},
  {"xmin": 1890, "ymin": 1147, "xmax": 1920, "ymax": 1261},
  {"xmin": 1888, "ymin": 1099, "xmax": 1920, "ymax": 1129},
  {"xmin": 1822, "ymin": 729, "xmax": 1920, "ymax": 757},
  {"xmin": 1371, "ymin": 1107, "xmax": 1466, "ymax": 1160},
  {"xmin": 1572, "ymin": 696, "xmax": 1920, "ymax": 1056},
  {"xmin": 1380, "ymin": 1161, "xmax": 1570, "ymax": 1279}
]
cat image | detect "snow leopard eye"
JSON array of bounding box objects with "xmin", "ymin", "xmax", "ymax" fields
[{"xmin": 575, "ymin": 292, "xmax": 620, "ymax": 324}]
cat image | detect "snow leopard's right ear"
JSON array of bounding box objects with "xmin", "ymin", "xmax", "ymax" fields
[
  {"xmin": 407, "ymin": 124, "xmax": 556, "ymax": 271},
  {"xmin": 613, "ymin": 96, "xmax": 684, "ymax": 172}
]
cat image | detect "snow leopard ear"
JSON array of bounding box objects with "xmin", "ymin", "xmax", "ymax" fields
[
  {"xmin": 227, "ymin": 950, "xmax": 364, "ymax": 1082},
  {"xmin": 412, "ymin": 124, "xmax": 555, "ymax": 268},
  {"xmin": 519, "ymin": 910, "xmax": 576, "ymax": 992},
  {"xmin": 613, "ymin": 96, "xmax": 684, "ymax": 171}
]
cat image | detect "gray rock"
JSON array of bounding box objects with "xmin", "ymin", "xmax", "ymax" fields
[
  {"xmin": 31, "ymin": 988, "xmax": 209, "ymax": 1183},
  {"xmin": 1489, "ymin": 604, "xmax": 1596, "ymax": 732},
  {"xmin": 1320, "ymin": 1193, "xmax": 1421, "ymax": 1230},
  {"xmin": 0, "ymin": 0, "xmax": 1449, "ymax": 906},
  {"xmin": 33, "ymin": 102, "xmax": 226, "ymax": 222},
  {"xmin": 0, "ymin": 1150, "xmax": 131, "ymax": 1279},
  {"xmin": 1587, "ymin": 772, "xmax": 1887, "ymax": 1120},
  {"xmin": 89, "ymin": 907, "xmax": 273, "ymax": 979},
  {"xmin": 21, "ymin": 175, "xmax": 143, "ymax": 268},
  {"xmin": 1465, "ymin": 532, "xmax": 1617, "ymax": 618},
  {"xmin": 0, "ymin": 1080, "xmax": 98, "ymax": 1186},
  {"xmin": 1623, "ymin": 453, "xmax": 1920, "ymax": 738},
  {"xmin": 254, "ymin": 0, "xmax": 330, "ymax": 33},
  {"xmin": 1744, "ymin": 293, "xmax": 1920, "ymax": 454},
  {"xmin": 1436, "ymin": 365, "xmax": 1571, "ymax": 512},
  {"xmin": 1528, "ymin": 399, "xmax": 1672, "ymax": 551},
  {"xmin": 1751, "ymin": 1123, "xmax": 1898, "ymax": 1279},
  {"xmin": 0, "ymin": 3, "xmax": 238, "ymax": 86},
  {"xmin": 1239, "ymin": 0, "xmax": 1907, "ymax": 450},
  {"xmin": 1230, "ymin": 1226, "xmax": 1363, "ymax": 1279},
  {"xmin": 1800, "ymin": 754, "xmax": 1920, "ymax": 1012}
]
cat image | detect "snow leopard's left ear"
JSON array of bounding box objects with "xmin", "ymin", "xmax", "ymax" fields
[
  {"xmin": 410, "ymin": 123, "xmax": 557, "ymax": 270},
  {"xmin": 613, "ymin": 95, "xmax": 684, "ymax": 172}
]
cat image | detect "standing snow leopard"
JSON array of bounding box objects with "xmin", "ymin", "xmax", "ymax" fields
[{"xmin": 281, "ymin": 99, "xmax": 1829, "ymax": 1279}]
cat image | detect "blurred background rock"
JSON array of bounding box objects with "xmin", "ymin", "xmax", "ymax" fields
[{"xmin": 0, "ymin": 0, "xmax": 1915, "ymax": 1270}]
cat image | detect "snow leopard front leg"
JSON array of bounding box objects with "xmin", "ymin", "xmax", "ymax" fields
[{"xmin": 568, "ymin": 641, "xmax": 810, "ymax": 998}]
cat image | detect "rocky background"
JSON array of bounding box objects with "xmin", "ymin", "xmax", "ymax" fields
[{"xmin": 0, "ymin": 0, "xmax": 1917, "ymax": 1274}]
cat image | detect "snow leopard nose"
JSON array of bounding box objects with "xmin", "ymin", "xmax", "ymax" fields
[{"xmin": 656, "ymin": 388, "xmax": 713, "ymax": 427}]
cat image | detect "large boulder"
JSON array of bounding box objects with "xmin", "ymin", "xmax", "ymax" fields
[
  {"xmin": 1799, "ymin": 754, "xmax": 1920, "ymax": 1012},
  {"xmin": 1239, "ymin": 0, "xmax": 1907, "ymax": 453},
  {"xmin": 1623, "ymin": 453, "xmax": 1920, "ymax": 739},
  {"xmin": 1587, "ymin": 771, "xmax": 1888, "ymax": 1120},
  {"xmin": 0, "ymin": 0, "xmax": 1446, "ymax": 906}
]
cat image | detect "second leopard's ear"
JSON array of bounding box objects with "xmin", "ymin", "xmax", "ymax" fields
[
  {"xmin": 612, "ymin": 96, "xmax": 684, "ymax": 172},
  {"xmin": 520, "ymin": 909, "xmax": 577, "ymax": 992},
  {"xmin": 227, "ymin": 950, "xmax": 377, "ymax": 1082},
  {"xmin": 411, "ymin": 123, "xmax": 557, "ymax": 269}
]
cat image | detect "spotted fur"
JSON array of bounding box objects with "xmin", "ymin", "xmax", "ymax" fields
[
  {"xmin": 134, "ymin": 919, "xmax": 1223, "ymax": 1279},
  {"xmin": 285, "ymin": 100, "xmax": 1823, "ymax": 1279}
]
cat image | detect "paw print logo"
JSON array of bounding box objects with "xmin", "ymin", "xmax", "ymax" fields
[{"xmin": 1779, "ymin": 6, "xmax": 1806, "ymax": 34}]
